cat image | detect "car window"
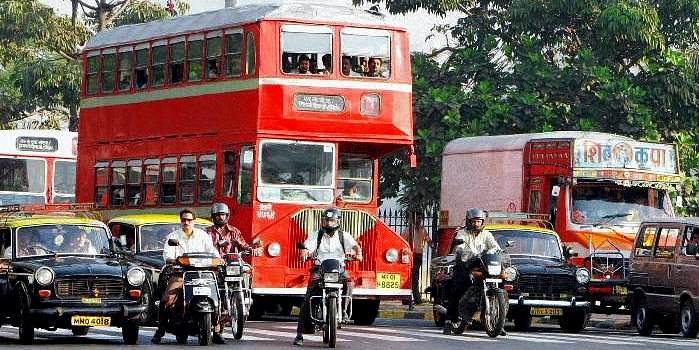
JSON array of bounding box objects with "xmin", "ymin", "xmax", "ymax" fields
[
  {"xmin": 634, "ymin": 226, "xmax": 657, "ymax": 256},
  {"xmin": 653, "ymin": 227, "xmax": 679, "ymax": 259},
  {"xmin": 140, "ymin": 223, "xmax": 180, "ymax": 252},
  {"xmin": 681, "ymin": 226, "xmax": 699, "ymax": 256}
]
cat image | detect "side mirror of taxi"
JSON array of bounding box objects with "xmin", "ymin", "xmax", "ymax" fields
[
  {"xmin": 167, "ymin": 238, "xmax": 180, "ymax": 247},
  {"xmin": 563, "ymin": 246, "xmax": 578, "ymax": 259}
]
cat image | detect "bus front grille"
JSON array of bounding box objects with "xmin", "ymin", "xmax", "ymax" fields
[{"xmin": 289, "ymin": 208, "xmax": 377, "ymax": 272}]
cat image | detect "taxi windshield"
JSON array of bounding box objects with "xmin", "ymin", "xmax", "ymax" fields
[
  {"xmin": 15, "ymin": 224, "xmax": 109, "ymax": 257},
  {"xmin": 493, "ymin": 229, "xmax": 563, "ymax": 260},
  {"xmin": 139, "ymin": 223, "xmax": 209, "ymax": 252}
]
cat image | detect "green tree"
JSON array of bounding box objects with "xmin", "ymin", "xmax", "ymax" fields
[{"xmin": 363, "ymin": 0, "xmax": 699, "ymax": 220}]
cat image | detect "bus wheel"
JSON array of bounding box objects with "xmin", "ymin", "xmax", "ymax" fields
[{"xmin": 352, "ymin": 300, "xmax": 379, "ymax": 326}]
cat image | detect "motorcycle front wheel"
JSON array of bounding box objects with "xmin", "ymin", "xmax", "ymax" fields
[
  {"xmin": 482, "ymin": 289, "xmax": 506, "ymax": 338},
  {"xmin": 198, "ymin": 313, "xmax": 212, "ymax": 346},
  {"xmin": 231, "ymin": 292, "xmax": 246, "ymax": 340},
  {"xmin": 327, "ymin": 297, "xmax": 338, "ymax": 348}
]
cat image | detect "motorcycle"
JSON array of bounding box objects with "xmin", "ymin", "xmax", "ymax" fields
[
  {"xmin": 220, "ymin": 249, "xmax": 253, "ymax": 340},
  {"xmin": 160, "ymin": 238, "xmax": 225, "ymax": 345},
  {"xmin": 449, "ymin": 251, "xmax": 508, "ymax": 338}
]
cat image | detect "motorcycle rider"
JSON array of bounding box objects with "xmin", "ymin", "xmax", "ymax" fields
[
  {"xmin": 151, "ymin": 208, "xmax": 221, "ymax": 344},
  {"xmin": 293, "ymin": 207, "xmax": 363, "ymax": 346},
  {"xmin": 443, "ymin": 207, "xmax": 503, "ymax": 335},
  {"xmin": 206, "ymin": 202, "xmax": 253, "ymax": 344}
]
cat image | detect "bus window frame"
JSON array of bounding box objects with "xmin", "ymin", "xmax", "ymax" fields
[
  {"xmin": 53, "ymin": 159, "xmax": 77, "ymax": 200},
  {"xmin": 126, "ymin": 159, "xmax": 143, "ymax": 207},
  {"xmin": 0, "ymin": 157, "xmax": 47, "ymax": 195},
  {"xmin": 143, "ymin": 158, "xmax": 160, "ymax": 206},
  {"xmin": 117, "ymin": 47, "xmax": 134, "ymax": 93},
  {"xmin": 198, "ymin": 154, "xmax": 216, "ymax": 204},
  {"xmin": 178, "ymin": 155, "xmax": 197, "ymax": 205},
  {"xmin": 280, "ymin": 24, "xmax": 332, "ymax": 75},
  {"xmin": 223, "ymin": 28, "xmax": 243, "ymax": 78},
  {"xmin": 151, "ymin": 40, "xmax": 167, "ymax": 88},
  {"xmin": 169, "ymin": 36, "xmax": 186, "ymax": 86},
  {"xmin": 187, "ymin": 34, "xmax": 205, "ymax": 83},
  {"xmin": 245, "ymin": 32, "xmax": 256, "ymax": 76},
  {"xmin": 134, "ymin": 42, "xmax": 150, "ymax": 91},
  {"xmin": 160, "ymin": 156, "xmax": 178, "ymax": 206},
  {"xmin": 85, "ymin": 51, "xmax": 101, "ymax": 96},
  {"xmin": 340, "ymin": 27, "xmax": 391, "ymax": 79},
  {"xmin": 205, "ymin": 31, "xmax": 223, "ymax": 81}
]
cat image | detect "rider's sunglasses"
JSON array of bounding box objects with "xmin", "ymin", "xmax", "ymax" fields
[{"xmin": 181, "ymin": 218, "xmax": 194, "ymax": 222}]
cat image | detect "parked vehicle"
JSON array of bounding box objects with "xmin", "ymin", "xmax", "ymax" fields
[
  {"xmin": 628, "ymin": 218, "xmax": 699, "ymax": 338},
  {"xmin": 108, "ymin": 214, "xmax": 212, "ymax": 324},
  {"xmin": 221, "ymin": 250, "xmax": 253, "ymax": 340},
  {"xmin": 0, "ymin": 204, "xmax": 149, "ymax": 344},
  {"xmin": 160, "ymin": 239, "xmax": 224, "ymax": 346},
  {"xmin": 438, "ymin": 132, "xmax": 681, "ymax": 314},
  {"xmin": 431, "ymin": 213, "xmax": 591, "ymax": 333}
]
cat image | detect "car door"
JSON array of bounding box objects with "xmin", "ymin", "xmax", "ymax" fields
[
  {"xmin": 674, "ymin": 225, "xmax": 699, "ymax": 310},
  {"xmin": 0, "ymin": 228, "xmax": 12, "ymax": 316},
  {"xmin": 650, "ymin": 226, "xmax": 680, "ymax": 313}
]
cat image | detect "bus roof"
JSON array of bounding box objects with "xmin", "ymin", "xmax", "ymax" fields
[
  {"xmin": 0, "ymin": 129, "xmax": 77, "ymax": 158},
  {"xmin": 85, "ymin": 2, "xmax": 403, "ymax": 50},
  {"xmin": 443, "ymin": 131, "xmax": 634, "ymax": 156}
]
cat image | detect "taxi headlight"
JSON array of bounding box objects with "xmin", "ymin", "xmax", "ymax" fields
[
  {"xmin": 35, "ymin": 267, "xmax": 55, "ymax": 286},
  {"xmin": 127, "ymin": 267, "xmax": 146, "ymax": 286},
  {"xmin": 504, "ymin": 266, "xmax": 518, "ymax": 281},
  {"xmin": 267, "ymin": 242, "xmax": 281, "ymax": 257},
  {"xmin": 324, "ymin": 272, "xmax": 340, "ymax": 283},
  {"xmin": 576, "ymin": 268, "xmax": 591, "ymax": 284},
  {"xmin": 385, "ymin": 248, "xmax": 398, "ymax": 263}
]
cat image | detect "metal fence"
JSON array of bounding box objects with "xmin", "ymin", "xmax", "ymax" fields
[{"xmin": 378, "ymin": 207, "xmax": 439, "ymax": 303}]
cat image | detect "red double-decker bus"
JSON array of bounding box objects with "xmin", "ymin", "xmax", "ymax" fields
[{"xmin": 76, "ymin": 2, "xmax": 413, "ymax": 324}]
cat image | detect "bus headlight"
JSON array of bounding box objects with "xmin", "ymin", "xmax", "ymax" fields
[
  {"xmin": 575, "ymin": 268, "xmax": 590, "ymax": 284},
  {"xmin": 267, "ymin": 242, "xmax": 281, "ymax": 257},
  {"xmin": 127, "ymin": 267, "xmax": 146, "ymax": 286},
  {"xmin": 504, "ymin": 266, "xmax": 518, "ymax": 281},
  {"xmin": 35, "ymin": 267, "xmax": 55, "ymax": 286},
  {"xmin": 385, "ymin": 248, "xmax": 398, "ymax": 263}
]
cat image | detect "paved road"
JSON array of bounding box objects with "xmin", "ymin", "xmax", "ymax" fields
[{"xmin": 0, "ymin": 318, "xmax": 697, "ymax": 349}]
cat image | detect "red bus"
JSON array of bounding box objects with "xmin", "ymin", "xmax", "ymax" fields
[
  {"xmin": 0, "ymin": 129, "xmax": 77, "ymax": 205},
  {"xmin": 76, "ymin": 2, "xmax": 413, "ymax": 324}
]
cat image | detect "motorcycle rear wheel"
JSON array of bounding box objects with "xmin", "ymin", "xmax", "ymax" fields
[{"xmin": 483, "ymin": 289, "xmax": 506, "ymax": 338}]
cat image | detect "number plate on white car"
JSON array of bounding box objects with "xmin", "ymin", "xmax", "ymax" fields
[{"xmin": 193, "ymin": 286, "xmax": 210, "ymax": 296}]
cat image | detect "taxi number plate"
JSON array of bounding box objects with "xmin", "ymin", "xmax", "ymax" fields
[
  {"xmin": 376, "ymin": 273, "xmax": 400, "ymax": 289},
  {"xmin": 530, "ymin": 307, "xmax": 563, "ymax": 316},
  {"xmin": 193, "ymin": 286, "xmax": 210, "ymax": 296},
  {"xmin": 614, "ymin": 286, "xmax": 628, "ymax": 296},
  {"xmin": 71, "ymin": 316, "xmax": 111, "ymax": 327}
]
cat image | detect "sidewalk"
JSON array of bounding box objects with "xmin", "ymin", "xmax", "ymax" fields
[{"xmin": 378, "ymin": 301, "xmax": 631, "ymax": 329}]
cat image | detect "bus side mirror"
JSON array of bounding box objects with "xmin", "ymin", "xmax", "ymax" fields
[{"xmin": 551, "ymin": 185, "xmax": 560, "ymax": 198}]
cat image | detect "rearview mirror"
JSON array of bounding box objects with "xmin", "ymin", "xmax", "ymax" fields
[
  {"xmin": 452, "ymin": 239, "xmax": 464, "ymax": 246},
  {"xmin": 119, "ymin": 235, "xmax": 128, "ymax": 246},
  {"xmin": 551, "ymin": 185, "xmax": 560, "ymax": 197},
  {"xmin": 296, "ymin": 242, "xmax": 306, "ymax": 250},
  {"xmin": 687, "ymin": 242, "xmax": 698, "ymax": 256},
  {"xmin": 563, "ymin": 245, "xmax": 578, "ymax": 259},
  {"xmin": 167, "ymin": 238, "xmax": 179, "ymax": 247}
]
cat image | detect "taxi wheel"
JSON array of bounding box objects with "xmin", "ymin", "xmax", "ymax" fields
[
  {"xmin": 122, "ymin": 321, "xmax": 139, "ymax": 345},
  {"xmin": 513, "ymin": 312, "xmax": 532, "ymax": 332},
  {"xmin": 635, "ymin": 298, "xmax": 654, "ymax": 336},
  {"xmin": 18, "ymin": 293, "xmax": 34, "ymax": 345},
  {"xmin": 352, "ymin": 299, "xmax": 379, "ymax": 326}
]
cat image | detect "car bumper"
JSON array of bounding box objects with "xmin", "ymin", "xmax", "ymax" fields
[
  {"xmin": 30, "ymin": 304, "xmax": 148, "ymax": 327},
  {"xmin": 509, "ymin": 296, "xmax": 590, "ymax": 308}
]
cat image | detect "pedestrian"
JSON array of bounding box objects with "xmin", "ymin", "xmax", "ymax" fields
[{"xmin": 401, "ymin": 212, "xmax": 433, "ymax": 304}]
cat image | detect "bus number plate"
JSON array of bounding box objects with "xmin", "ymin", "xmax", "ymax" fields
[
  {"xmin": 71, "ymin": 316, "xmax": 111, "ymax": 327},
  {"xmin": 376, "ymin": 273, "xmax": 400, "ymax": 289},
  {"xmin": 530, "ymin": 307, "xmax": 562, "ymax": 316}
]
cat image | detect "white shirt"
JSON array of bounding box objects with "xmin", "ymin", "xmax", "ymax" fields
[
  {"xmin": 162, "ymin": 228, "xmax": 220, "ymax": 261},
  {"xmin": 3, "ymin": 247, "xmax": 11, "ymax": 258},
  {"xmin": 452, "ymin": 228, "xmax": 500, "ymax": 262},
  {"xmin": 304, "ymin": 230, "xmax": 357, "ymax": 265}
]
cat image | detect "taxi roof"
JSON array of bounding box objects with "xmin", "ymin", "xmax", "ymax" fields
[
  {"xmin": 108, "ymin": 213, "xmax": 213, "ymax": 226},
  {"xmin": 485, "ymin": 223, "xmax": 559, "ymax": 237},
  {"xmin": 0, "ymin": 215, "xmax": 104, "ymax": 229}
]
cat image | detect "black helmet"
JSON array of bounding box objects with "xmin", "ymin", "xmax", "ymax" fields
[
  {"xmin": 322, "ymin": 207, "xmax": 341, "ymax": 233},
  {"xmin": 211, "ymin": 203, "xmax": 230, "ymax": 226},
  {"xmin": 465, "ymin": 207, "xmax": 486, "ymax": 231}
]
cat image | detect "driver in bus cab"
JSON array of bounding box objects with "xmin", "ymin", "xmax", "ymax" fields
[
  {"xmin": 151, "ymin": 208, "xmax": 221, "ymax": 344},
  {"xmin": 293, "ymin": 207, "xmax": 363, "ymax": 346}
]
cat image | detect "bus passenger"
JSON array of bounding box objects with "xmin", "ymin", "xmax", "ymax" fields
[
  {"xmin": 309, "ymin": 58, "xmax": 318, "ymax": 74},
  {"xmin": 207, "ymin": 60, "xmax": 220, "ymax": 79},
  {"xmin": 365, "ymin": 57, "xmax": 384, "ymax": 78},
  {"xmin": 136, "ymin": 69, "xmax": 148, "ymax": 89},
  {"xmin": 291, "ymin": 54, "xmax": 312, "ymax": 75},
  {"xmin": 341, "ymin": 56, "xmax": 360, "ymax": 77},
  {"xmin": 319, "ymin": 54, "xmax": 332, "ymax": 75},
  {"xmin": 358, "ymin": 56, "xmax": 368, "ymax": 73}
]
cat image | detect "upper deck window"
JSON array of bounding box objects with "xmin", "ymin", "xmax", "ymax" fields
[
  {"xmin": 101, "ymin": 51, "xmax": 116, "ymax": 94},
  {"xmin": 281, "ymin": 25, "xmax": 332, "ymax": 75},
  {"xmin": 86, "ymin": 54, "xmax": 100, "ymax": 95},
  {"xmin": 206, "ymin": 35, "xmax": 222, "ymax": 80},
  {"xmin": 152, "ymin": 43, "xmax": 166, "ymax": 87},
  {"xmin": 341, "ymin": 28, "xmax": 390, "ymax": 78},
  {"xmin": 135, "ymin": 45, "xmax": 149, "ymax": 90},
  {"xmin": 169, "ymin": 39, "xmax": 185, "ymax": 85},
  {"xmin": 257, "ymin": 140, "xmax": 334, "ymax": 204},
  {"xmin": 117, "ymin": 49, "xmax": 133, "ymax": 92},
  {"xmin": 188, "ymin": 37, "xmax": 204, "ymax": 82},
  {"xmin": 246, "ymin": 32, "xmax": 256, "ymax": 76},
  {"xmin": 224, "ymin": 31, "xmax": 242, "ymax": 77}
]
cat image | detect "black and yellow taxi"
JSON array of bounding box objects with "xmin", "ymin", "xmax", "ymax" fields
[
  {"xmin": 0, "ymin": 204, "xmax": 149, "ymax": 344},
  {"xmin": 430, "ymin": 213, "xmax": 591, "ymax": 333}
]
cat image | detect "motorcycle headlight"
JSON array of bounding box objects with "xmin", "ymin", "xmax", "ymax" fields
[
  {"xmin": 226, "ymin": 265, "xmax": 242, "ymax": 276},
  {"xmin": 504, "ymin": 266, "xmax": 518, "ymax": 281},
  {"xmin": 487, "ymin": 263, "xmax": 502, "ymax": 276},
  {"xmin": 267, "ymin": 242, "xmax": 281, "ymax": 257},
  {"xmin": 575, "ymin": 268, "xmax": 591, "ymax": 284},
  {"xmin": 385, "ymin": 248, "xmax": 398, "ymax": 263},
  {"xmin": 35, "ymin": 267, "xmax": 55, "ymax": 286},
  {"xmin": 127, "ymin": 267, "xmax": 146, "ymax": 286},
  {"xmin": 323, "ymin": 272, "xmax": 340, "ymax": 283}
]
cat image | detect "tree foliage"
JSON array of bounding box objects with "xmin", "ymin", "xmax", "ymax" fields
[{"xmin": 369, "ymin": 0, "xmax": 699, "ymax": 219}]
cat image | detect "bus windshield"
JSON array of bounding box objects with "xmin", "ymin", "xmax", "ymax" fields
[
  {"xmin": 54, "ymin": 160, "xmax": 76, "ymax": 203},
  {"xmin": 571, "ymin": 184, "xmax": 673, "ymax": 225},
  {"xmin": 257, "ymin": 140, "xmax": 334, "ymax": 204},
  {"xmin": 0, "ymin": 158, "xmax": 46, "ymax": 205}
]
